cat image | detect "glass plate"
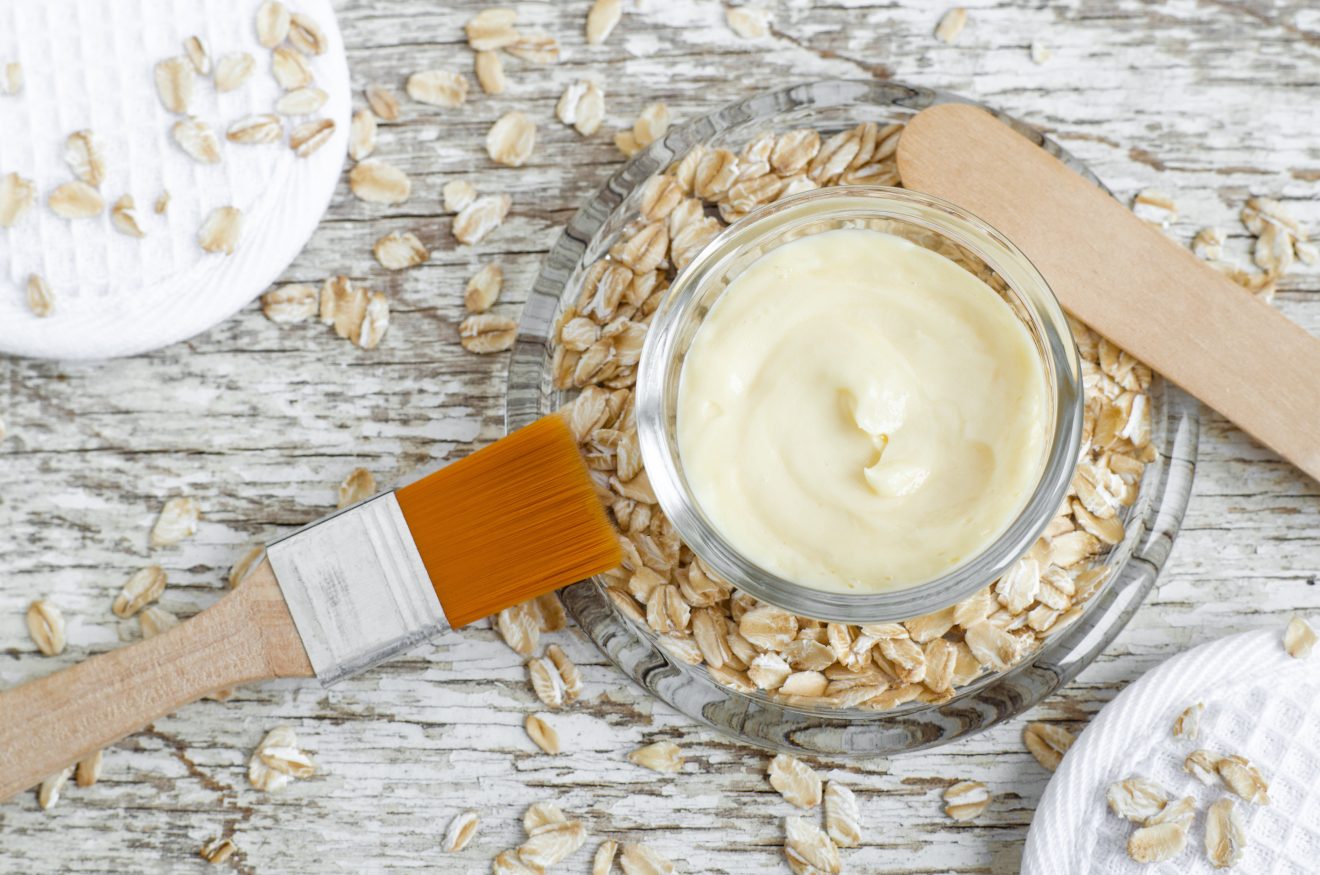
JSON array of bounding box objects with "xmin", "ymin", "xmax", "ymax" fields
[{"xmin": 505, "ymin": 79, "xmax": 1199, "ymax": 757}]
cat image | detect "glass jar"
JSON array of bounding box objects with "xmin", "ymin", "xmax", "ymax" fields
[
  {"xmin": 505, "ymin": 79, "xmax": 1199, "ymax": 756},
  {"xmin": 634, "ymin": 186, "xmax": 1084, "ymax": 624}
]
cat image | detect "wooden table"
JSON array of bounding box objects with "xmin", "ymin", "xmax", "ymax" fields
[{"xmin": 3, "ymin": 1, "xmax": 1318, "ymax": 871}]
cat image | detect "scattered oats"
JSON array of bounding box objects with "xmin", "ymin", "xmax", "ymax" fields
[
  {"xmin": 198, "ymin": 206, "xmax": 243, "ymax": 254},
  {"xmin": 518, "ymin": 820, "xmax": 588, "ymax": 868},
  {"xmin": 453, "ymin": 194, "xmax": 511, "ymax": 245},
  {"xmin": 444, "ymin": 179, "xmax": 477, "ymax": 213},
  {"xmin": 406, "ymin": 70, "xmax": 469, "ymax": 107},
  {"xmin": 110, "ymin": 195, "xmax": 145, "ymax": 238},
  {"xmin": 277, "ymin": 86, "xmax": 328, "ymax": 116},
  {"xmin": 1148, "ymin": 795, "xmax": 1196, "ymax": 829},
  {"xmin": 523, "ymin": 801, "xmax": 567, "ymax": 834},
  {"xmin": 248, "ymin": 725, "xmax": 315, "ymax": 791},
  {"xmin": 1030, "ymin": 40, "xmax": 1052, "ymax": 64},
  {"xmin": 546, "ymin": 643, "xmax": 582, "ymax": 700},
  {"xmin": 1107, "ymin": 776, "xmax": 1169, "ymax": 822},
  {"xmin": 497, "ymin": 603, "xmax": 540, "ymax": 656},
  {"xmin": 154, "ymin": 191, "xmax": 170, "ymax": 215},
  {"xmin": 493, "ymin": 850, "xmax": 544, "ymax": 875},
  {"xmin": 934, "ymin": 7, "xmax": 968, "ymax": 44},
  {"xmin": 632, "ymin": 102, "xmax": 670, "ymax": 150},
  {"xmin": 727, "ymin": 6, "xmax": 770, "ymax": 39},
  {"xmin": 768, "ymin": 753, "xmax": 822, "ymax": 809},
  {"xmin": 444, "ymin": 810, "xmax": 480, "ymax": 853},
  {"xmin": 26, "ymin": 273, "xmax": 54, "ymax": 318},
  {"xmin": 75, "ymin": 750, "xmax": 103, "ymax": 788},
  {"xmin": 593, "ymin": 840, "xmax": 619, "ymax": 875},
  {"xmin": 154, "ymin": 56, "xmax": 194, "ymax": 113},
  {"xmin": 199, "ymin": 837, "xmax": 237, "ymax": 865},
  {"xmin": 487, "ymin": 111, "xmax": 537, "ymax": 167},
  {"xmin": 785, "ymin": 816, "xmax": 840, "ymax": 874},
  {"xmin": 26, "ymin": 599, "xmax": 66, "ymax": 656},
  {"xmin": 963, "ymin": 619, "xmax": 1020, "ymax": 671},
  {"xmin": 256, "ymin": 0, "xmax": 290, "ymax": 47},
  {"xmin": 1254, "ymin": 222, "xmax": 1295, "ymax": 274},
  {"xmin": 38, "ymin": 768, "xmax": 73, "ymax": 811},
  {"xmin": 374, "ymin": 231, "xmax": 429, "ymax": 271},
  {"xmin": 48, "ymin": 181, "xmax": 104, "ymax": 219},
  {"xmin": 587, "ymin": 0, "xmax": 622, "ymax": 45},
  {"xmin": 271, "ymin": 47, "xmax": 313, "ymax": 91},
  {"xmin": 1205, "ymin": 797, "xmax": 1245, "ymax": 868},
  {"xmin": 1285, "ymin": 615, "xmax": 1316, "ymax": 658},
  {"xmin": 824, "ymin": 781, "xmax": 861, "ymax": 848},
  {"xmin": 0, "ymin": 172, "xmax": 36, "ymax": 227},
  {"xmin": 741, "ymin": 605, "xmax": 798, "ymax": 649},
  {"xmin": 113, "ymin": 565, "xmax": 167, "ymax": 618},
  {"xmin": 943, "ymin": 780, "xmax": 990, "ymax": 821},
  {"xmin": 525, "ymin": 713, "xmax": 560, "ymax": 754},
  {"xmin": 1023, "ymin": 722, "xmax": 1075, "ymax": 771},
  {"xmin": 528, "ymin": 655, "xmax": 567, "ymax": 708},
  {"xmin": 1185, "ymin": 749, "xmax": 1221, "ymax": 785},
  {"xmin": 628, "ymin": 741, "xmax": 683, "ymax": 773},
  {"xmin": 229, "ymin": 545, "xmax": 266, "ymax": 588},
  {"xmin": 1241, "ymin": 196, "xmax": 1301, "ymax": 237},
  {"xmin": 349, "ymin": 160, "xmax": 411, "ymax": 204},
  {"xmin": 620, "ymin": 843, "xmax": 675, "ymax": 875},
  {"xmin": 290, "ymin": 118, "xmax": 335, "ymax": 158},
  {"xmin": 215, "ymin": 52, "xmax": 256, "ymax": 92},
  {"xmin": 172, "ymin": 117, "xmax": 222, "ymax": 164},
  {"xmin": 459, "ymin": 312, "xmax": 517, "ymax": 353},
  {"xmin": 64, "ymin": 130, "xmax": 106, "ymax": 187},
  {"xmin": 1217, "ymin": 755, "xmax": 1269, "ymax": 805},
  {"xmin": 1173, "ymin": 702, "xmax": 1204, "ymax": 740},
  {"xmin": 139, "ymin": 605, "xmax": 179, "ymax": 639},
  {"xmin": 1192, "ymin": 227, "xmax": 1225, "ymax": 261},
  {"xmin": 557, "ymin": 80, "xmax": 605, "ymax": 136},
  {"xmin": 507, "ymin": 33, "xmax": 560, "ymax": 64},
  {"xmin": 227, "ymin": 113, "xmax": 283, "ymax": 145},
  {"xmin": 535, "ymin": 593, "xmax": 566, "ymax": 632},
  {"xmin": 183, "ymin": 36, "xmax": 210, "ymax": 76},
  {"xmin": 338, "ymin": 467, "xmax": 376, "ymax": 508},
  {"xmin": 1, "ymin": 61, "xmax": 22, "ymax": 95},
  {"xmin": 289, "ymin": 12, "xmax": 328, "ymax": 56},
  {"xmin": 466, "ymin": 8, "xmax": 520, "ymax": 51},
  {"xmin": 464, "ymin": 262, "xmax": 503, "ymax": 313},
  {"xmin": 1132, "ymin": 189, "xmax": 1178, "ymax": 228},
  {"xmin": 262, "ymin": 283, "xmax": 318, "ymax": 323},
  {"xmin": 615, "ymin": 130, "xmax": 640, "ymax": 157},
  {"xmin": 1128, "ymin": 821, "xmax": 1188, "ymax": 864},
  {"xmin": 474, "ymin": 51, "xmax": 506, "ymax": 95},
  {"xmin": 365, "ymin": 84, "xmax": 400, "ymax": 121}
]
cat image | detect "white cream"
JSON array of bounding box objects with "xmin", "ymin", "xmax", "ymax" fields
[{"xmin": 676, "ymin": 228, "xmax": 1049, "ymax": 594}]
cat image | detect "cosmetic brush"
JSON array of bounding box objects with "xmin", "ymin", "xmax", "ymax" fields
[{"xmin": 0, "ymin": 414, "xmax": 621, "ymax": 802}]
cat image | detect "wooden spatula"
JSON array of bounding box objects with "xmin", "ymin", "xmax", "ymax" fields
[{"xmin": 896, "ymin": 103, "xmax": 1320, "ymax": 483}]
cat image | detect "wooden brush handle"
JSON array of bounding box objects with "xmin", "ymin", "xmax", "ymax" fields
[
  {"xmin": 896, "ymin": 103, "xmax": 1320, "ymax": 483},
  {"xmin": 0, "ymin": 559, "xmax": 312, "ymax": 802}
]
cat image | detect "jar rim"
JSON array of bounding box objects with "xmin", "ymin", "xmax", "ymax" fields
[{"xmin": 635, "ymin": 185, "xmax": 1084, "ymax": 622}]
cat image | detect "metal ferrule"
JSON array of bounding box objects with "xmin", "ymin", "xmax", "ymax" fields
[{"xmin": 265, "ymin": 492, "xmax": 448, "ymax": 686}]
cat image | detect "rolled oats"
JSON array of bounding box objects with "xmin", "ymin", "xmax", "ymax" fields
[
  {"xmin": 172, "ymin": 117, "xmax": 222, "ymax": 164},
  {"xmin": 474, "ymin": 51, "xmax": 506, "ymax": 95},
  {"xmin": 1173, "ymin": 702, "xmax": 1203, "ymax": 740},
  {"xmin": 1132, "ymin": 189, "xmax": 1178, "ymax": 228},
  {"xmin": 337, "ymin": 467, "xmax": 375, "ymax": 508},
  {"xmin": 785, "ymin": 816, "xmax": 840, "ymax": 874},
  {"xmin": 1128, "ymin": 822, "xmax": 1188, "ymax": 863},
  {"xmin": 525, "ymin": 713, "xmax": 560, "ymax": 754},
  {"xmin": 406, "ymin": 70, "xmax": 468, "ymax": 107},
  {"xmin": 111, "ymin": 196, "xmax": 146, "ymax": 238},
  {"xmin": 1285, "ymin": 615, "xmax": 1316, "ymax": 659},
  {"xmin": 593, "ymin": 840, "xmax": 619, "ymax": 875},
  {"xmin": 632, "ymin": 102, "xmax": 670, "ymax": 150},
  {"xmin": 1217, "ymin": 755, "xmax": 1269, "ymax": 805},
  {"xmin": 290, "ymin": 118, "xmax": 335, "ymax": 158},
  {"xmin": 487, "ymin": 111, "xmax": 537, "ymax": 167},
  {"xmin": 1148, "ymin": 795, "xmax": 1195, "ymax": 829},
  {"xmin": 151, "ymin": 497, "xmax": 200, "ymax": 546},
  {"xmin": 444, "ymin": 180, "xmax": 477, "ymax": 213},
  {"xmin": 453, "ymin": 194, "xmax": 511, "ymax": 245},
  {"xmin": 466, "ymin": 8, "xmax": 519, "ymax": 51},
  {"xmin": 943, "ymin": 780, "xmax": 990, "ymax": 821},
  {"xmin": 366, "ymin": 84, "xmax": 400, "ymax": 121},
  {"xmin": 768, "ymin": 753, "xmax": 822, "ymax": 809},
  {"xmin": 38, "ymin": 768, "xmax": 73, "ymax": 811},
  {"xmin": 374, "ymin": 231, "xmax": 429, "ymax": 270},
  {"xmin": 627, "ymin": 741, "xmax": 683, "ymax": 773},
  {"xmin": 256, "ymin": 0, "xmax": 290, "ymax": 48},
  {"xmin": 277, "ymin": 86, "xmax": 328, "ymax": 116},
  {"xmin": 26, "ymin": 274, "xmax": 54, "ymax": 318},
  {"xmin": 1107, "ymin": 776, "xmax": 1169, "ymax": 822},
  {"xmin": 75, "ymin": 750, "xmax": 103, "ymax": 788},
  {"xmin": 507, "ymin": 33, "xmax": 560, "ymax": 64},
  {"xmin": 349, "ymin": 160, "xmax": 411, "ymax": 204},
  {"xmin": 154, "ymin": 56, "xmax": 194, "ymax": 113},
  {"xmin": 460, "ymin": 313, "xmax": 517, "ymax": 353},
  {"xmin": 498, "ymin": 602, "xmax": 540, "ymax": 656},
  {"xmin": 727, "ymin": 6, "xmax": 771, "ymax": 39},
  {"xmin": 113, "ymin": 565, "xmax": 167, "ymax": 618},
  {"xmin": 198, "ymin": 206, "xmax": 242, "ymax": 254},
  {"xmin": 443, "ymin": 810, "xmax": 480, "ymax": 853},
  {"xmin": 823, "ymin": 781, "xmax": 861, "ymax": 848},
  {"xmin": 1023, "ymin": 722, "xmax": 1075, "ymax": 771},
  {"xmin": 227, "ymin": 114, "xmax": 284, "ymax": 145},
  {"xmin": 464, "ymin": 262, "xmax": 503, "ymax": 313},
  {"xmin": 1205, "ymin": 797, "xmax": 1245, "ymax": 868},
  {"xmin": 0, "ymin": 172, "xmax": 36, "ymax": 227},
  {"xmin": 493, "ymin": 850, "xmax": 543, "ymax": 875},
  {"xmin": 289, "ymin": 13, "xmax": 328, "ymax": 56},
  {"xmin": 587, "ymin": 0, "xmax": 622, "ymax": 44},
  {"xmin": 1185, "ymin": 749, "xmax": 1221, "ymax": 785},
  {"xmin": 620, "ymin": 843, "xmax": 675, "ymax": 875},
  {"xmin": 263, "ymin": 283, "xmax": 319, "ymax": 323},
  {"xmin": 271, "ymin": 46, "xmax": 313, "ymax": 90},
  {"xmin": 184, "ymin": 35, "xmax": 210, "ymax": 74},
  {"xmin": 139, "ymin": 605, "xmax": 179, "ymax": 639},
  {"xmin": 518, "ymin": 820, "xmax": 587, "ymax": 868},
  {"xmin": 48, "ymin": 181, "xmax": 104, "ymax": 219},
  {"xmin": 557, "ymin": 81, "xmax": 605, "ymax": 136},
  {"xmin": 934, "ymin": 7, "xmax": 967, "ymax": 43},
  {"xmin": 64, "ymin": 130, "xmax": 106, "ymax": 187},
  {"xmin": 26, "ymin": 599, "xmax": 66, "ymax": 656}
]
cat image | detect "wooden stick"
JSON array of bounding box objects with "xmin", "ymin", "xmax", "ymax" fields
[
  {"xmin": 896, "ymin": 103, "xmax": 1320, "ymax": 483},
  {"xmin": 0, "ymin": 559, "xmax": 312, "ymax": 802}
]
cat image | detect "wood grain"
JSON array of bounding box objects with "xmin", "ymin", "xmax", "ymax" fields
[
  {"xmin": 897, "ymin": 102, "xmax": 1320, "ymax": 482},
  {"xmin": 1, "ymin": 1, "xmax": 1318, "ymax": 872},
  {"xmin": 0, "ymin": 560, "xmax": 312, "ymax": 803}
]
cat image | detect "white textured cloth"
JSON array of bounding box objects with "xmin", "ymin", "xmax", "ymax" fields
[
  {"xmin": 1023, "ymin": 628, "xmax": 1320, "ymax": 874},
  {"xmin": 0, "ymin": 0, "xmax": 348, "ymax": 359}
]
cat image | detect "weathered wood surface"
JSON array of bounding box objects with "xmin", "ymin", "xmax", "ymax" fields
[{"xmin": 2, "ymin": 1, "xmax": 1318, "ymax": 872}]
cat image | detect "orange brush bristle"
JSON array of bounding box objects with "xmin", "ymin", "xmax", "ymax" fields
[{"xmin": 393, "ymin": 415, "xmax": 622, "ymax": 627}]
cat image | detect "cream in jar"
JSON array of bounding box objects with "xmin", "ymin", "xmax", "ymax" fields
[{"xmin": 676, "ymin": 228, "xmax": 1049, "ymax": 594}]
